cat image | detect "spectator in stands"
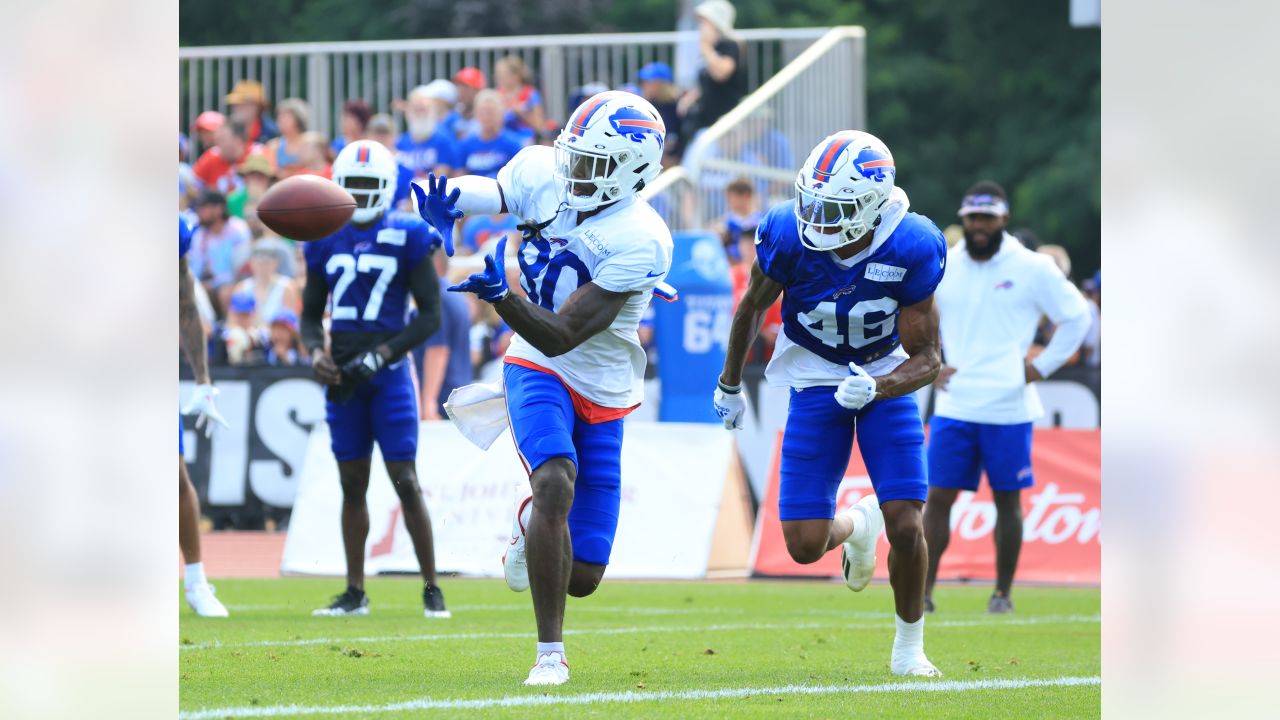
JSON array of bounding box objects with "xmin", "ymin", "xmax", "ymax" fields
[
  {"xmin": 289, "ymin": 242, "xmax": 308, "ymax": 305},
  {"xmin": 397, "ymin": 83, "xmax": 458, "ymax": 178},
  {"xmin": 1081, "ymin": 270, "xmax": 1101, "ymax": 367},
  {"xmin": 494, "ymin": 56, "xmax": 547, "ymax": 143},
  {"xmin": 330, "ymin": 99, "xmax": 371, "ymax": 155},
  {"xmin": 417, "ymin": 251, "xmax": 473, "ymax": 420},
  {"xmin": 295, "ymin": 131, "xmax": 333, "ymax": 179},
  {"xmin": 1030, "ymin": 243, "xmax": 1083, "ymax": 367},
  {"xmin": 225, "ymin": 80, "xmax": 278, "ymax": 144},
  {"xmin": 227, "ymin": 151, "xmax": 273, "ymax": 227},
  {"xmin": 715, "ymin": 176, "xmax": 762, "ymax": 264},
  {"xmin": 192, "ymin": 110, "xmax": 225, "ymax": 159},
  {"xmin": 223, "ymin": 291, "xmax": 263, "ymax": 365},
  {"xmin": 679, "ymin": 0, "xmax": 747, "ymax": 138},
  {"xmin": 233, "ymin": 239, "xmax": 300, "ymax": 330},
  {"xmin": 638, "ymin": 62, "xmax": 682, "ymax": 163},
  {"xmin": 456, "ymin": 90, "xmax": 526, "ymax": 179},
  {"xmin": 1012, "ymin": 227, "xmax": 1043, "ymax": 251},
  {"xmin": 264, "ymin": 310, "xmax": 307, "ymax": 366},
  {"xmin": 369, "ymin": 113, "xmax": 416, "ymax": 211},
  {"xmin": 264, "ymin": 98, "xmax": 311, "ymax": 177},
  {"xmin": 191, "ymin": 190, "xmax": 253, "ymax": 312},
  {"xmin": 193, "ymin": 120, "xmax": 260, "ymax": 194},
  {"xmin": 728, "ymin": 214, "xmax": 782, "ymax": 362},
  {"xmin": 180, "ymin": 134, "xmax": 199, "ymax": 217},
  {"xmin": 451, "ymin": 67, "xmax": 487, "ymax": 138}
]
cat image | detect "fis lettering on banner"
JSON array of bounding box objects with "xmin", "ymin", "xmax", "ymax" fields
[
  {"xmin": 377, "ymin": 228, "xmax": 407, "ymax": 246},
  {"xmin": 864, "ymin": 263, "xmax": 906, "ymax": 282}
]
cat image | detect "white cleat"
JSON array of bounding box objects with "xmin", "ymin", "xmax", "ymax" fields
[
  {"xmin": 524, "ymin": 652, "xmax": 570, "ymax": 686},
  {"xmin": 891, "ymin": 654, "xmax": 942, "ymax": 677},
  {"xmin": 502, "ymin": 495, "xmax": 532, "ymax": 592},
  {"xmin": 185, "ymin": 582, "xmax": 229, "ymax": 618},
  {"xmin": 840, "ymin": 494, "xmax": 884, "ymax": 592}
]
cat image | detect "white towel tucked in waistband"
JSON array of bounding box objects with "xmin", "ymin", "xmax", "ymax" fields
[{"xmin": 443, "ymin": 381, "xmax": 510, "ymax": 450}]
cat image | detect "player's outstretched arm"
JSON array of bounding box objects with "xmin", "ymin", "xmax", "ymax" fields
[
  {"xmin": 869, "ymin": 294, "xmax": 942, "ymax": 399},
  {"xmin": 178, "ymin": 256, "xmax": 210, "ymax": 385},
  {"xmin": 720, "ymin": 262, "xmax": 784, "ymax": 387},
  {"xmin": 494, "ymin": 282, "xmax": 631, "ymax": 358}
]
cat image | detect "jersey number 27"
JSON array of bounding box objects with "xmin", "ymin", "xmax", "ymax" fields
[{"xmin": 327, "ymin": 253, "xmax": 398, "ymax": 321}]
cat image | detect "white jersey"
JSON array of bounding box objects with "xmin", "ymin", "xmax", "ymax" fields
[{"xmin": 497, "ymin": 146, "xmax": 673, "ymax": 408}]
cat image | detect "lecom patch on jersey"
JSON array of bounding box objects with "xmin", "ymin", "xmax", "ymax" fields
[
  {"xmin": 865, "ymin": 263, "xmax": 906, "ymax": 282},
  {"xmin": 376, "ymin": 228, "xmax": 407, "ymax": 246}
]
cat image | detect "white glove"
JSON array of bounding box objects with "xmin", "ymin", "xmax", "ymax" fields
[
  {"xmin": 182, "ymin": 383, "xmax": 230, "ymax": 439},
  {"xmin": 834, "ymin": 362, "xmax": 877, "ymax": 411},
  {"xmin": 713, "ymin": 382, "xmax": 746, "ymax": 430}
]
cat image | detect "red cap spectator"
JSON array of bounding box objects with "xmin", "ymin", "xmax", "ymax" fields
[
  {"xmin": 454, "ymin": 67, "xmax": 486, "ymax": 90},
  {"xmin": 193, "ymin": 110, "xmax": 225, "ymax": 157}
]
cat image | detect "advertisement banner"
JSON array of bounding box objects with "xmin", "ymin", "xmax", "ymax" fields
[
  {"xmin": 750, "ymin": 429, "xmax": 1100, "ymax": 584},
  {"xmin": 282, "ymin": 421, "xmax": 738, "ymax": 579}
]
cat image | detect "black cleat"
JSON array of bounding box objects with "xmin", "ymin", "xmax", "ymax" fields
[
  {"xmin": 423, "ymin": 583, "xmax": 451, "ymax": 619},
  {"xmin": 924, "ymin": 596, "xmax": 936, "ymax": 614},
  {"xmin": 313, "ymin": 586, "xmax": 369, "ymax": 616},
  {"xmin": 987, "ymin": 593, "xmax": 1014, "ymax": 614}
]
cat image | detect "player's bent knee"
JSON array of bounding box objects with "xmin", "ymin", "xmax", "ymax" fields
[
  {"xmin": 531, "ymin": 459, "xmax": 575, "ymax": 517},
  {"xmin": 883, "ymin": 512, "xmax": 924, "ymax": 549},
  {"xmin": 568, "ymin": 564, "xmax": 605, "ymax": 597},
  {"xmin": 783, "ymin": 536, "xmax": 827, "ymax": 565}
]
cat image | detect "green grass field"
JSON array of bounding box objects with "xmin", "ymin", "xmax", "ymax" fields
[{"xmin": 179, "ymin": 578, "xmax": 1099, "ymax": 719}]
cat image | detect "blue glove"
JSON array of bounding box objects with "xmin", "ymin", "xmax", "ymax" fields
[
  {"xmin": 411, "ymin": 173, "xmax": 462, "ymax": 257},
  {"xmin": 448, "ymin": 236, "xmax": 510, "ymax": 304}
]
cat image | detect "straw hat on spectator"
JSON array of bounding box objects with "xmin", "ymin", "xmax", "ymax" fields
[
  {"xmin": 238, "ymin": 152, "xmax": 275, "ymax": 179},
  {"xmin": 225, "ymin": 80, "xmax": 266, "ymax": 108},
  {"xmin": 695, "ymin": 0, "xmax": 737, "ymax": 38}
]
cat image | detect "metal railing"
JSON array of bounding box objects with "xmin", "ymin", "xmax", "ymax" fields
[
  {"xmin": 178, "ymin": 28, "xmax": 827, "ymax": 138},
  {"xmin": 664, "ymin": 27, "xmax": 867, "ymax": 231}
]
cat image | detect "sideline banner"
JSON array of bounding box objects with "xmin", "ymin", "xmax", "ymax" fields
[
  {"xmin": 282, "ymin": 422, "xmax": 738, "ymax": 579},
  {"xmin": 749, "ymin": 429, "xmax": 1100, "ymax": 584}
]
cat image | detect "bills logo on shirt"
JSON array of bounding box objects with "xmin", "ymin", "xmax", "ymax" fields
[{"xmin": 865, "ymin": 263, "xmax": 907, "ymax": 282}]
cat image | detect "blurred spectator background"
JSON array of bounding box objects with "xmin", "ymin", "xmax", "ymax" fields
[
  {"xmin": 494, "ymin": 56, "xmax": 547, "ymax": 144},
  {"xmin": 331, "ymin": 99, "xmax": 371, "ymax": 155}
]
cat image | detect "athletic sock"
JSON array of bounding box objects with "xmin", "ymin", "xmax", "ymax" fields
[
  {"xmin": 892, "ymin": 614, "xmax": 925, "ymax": 659},
  {"xmin": 184, "ymin": 562, "xmax": 207, "ymax": 590},
  {"xmin": 537, "ymin": 642, "xmax": 565, "ymax": 660}
]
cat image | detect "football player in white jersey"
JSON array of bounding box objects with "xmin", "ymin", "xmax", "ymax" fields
[
  {"xmin": 413, "ymin": 91, "xmax": 673, "ymax": 686},
  {"xmin": 715, "ymin": 131, "xmax": 947, "ymax": 676}
]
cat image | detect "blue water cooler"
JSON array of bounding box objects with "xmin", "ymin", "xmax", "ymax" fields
[{"xmin": 653, "ymin": 231, "xmax": 734, "ymax": 423}]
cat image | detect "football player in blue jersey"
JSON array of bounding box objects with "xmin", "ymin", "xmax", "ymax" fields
[
  {"xmin": 300, "ymin": 140, "xmax": 452, "ymax": 619},
  {"xmin": 179, "ymin": 215, "xmax": 230, "ymax": 617},
  {"xmin": 715, "ymin": 131, "xmax": 946, "ymax": 677}
]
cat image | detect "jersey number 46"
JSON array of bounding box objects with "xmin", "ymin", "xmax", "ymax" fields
[{"xmin": 798, "ymin": 297, "xmax": 897, "ymax": 349}]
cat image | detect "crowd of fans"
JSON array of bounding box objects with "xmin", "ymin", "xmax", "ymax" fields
[{"xmin": 179, "ymin": 0, "xmax": 1098, "ymax": 420}]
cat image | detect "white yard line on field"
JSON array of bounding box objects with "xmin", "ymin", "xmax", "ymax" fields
[
  {"xmin": 180, "ymin": 615, "xmax": 1099, "ymax": 652},
  {"xmin": 179, "ymin": 675, "xmax": 1102, "ymax": 718},
  {"xmin": 224, "ymin": 603, "xmax": 730, "ymax": 616}
]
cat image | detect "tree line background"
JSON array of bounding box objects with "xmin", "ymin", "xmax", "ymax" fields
[{"xmin": 181, "ymin": 0, "xmax": 1100, "ymax": 277}]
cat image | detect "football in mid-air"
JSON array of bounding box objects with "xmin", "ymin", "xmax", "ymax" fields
[{"xmin": 257, "ymin": 175, "xmax": 356, "ymax": 241}]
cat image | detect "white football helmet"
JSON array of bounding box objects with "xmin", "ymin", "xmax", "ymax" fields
[
  {"xmin": 332, "ymin": 140, "xmax": 398, "ymax": 224},
  {"xmin": 794, "ymin": 130, "xmax": 897, "ymax": 251},
  {"xmin": 554, "ymin": 91, "xmax": 665, "ymax": 211}
]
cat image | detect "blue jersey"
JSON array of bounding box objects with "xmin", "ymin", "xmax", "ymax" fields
[
  {"xmin": 179, "ymin": 215, "xmax": 192, "ymax": 257},
  {"xmin": 456, "ymin": 130, "xmax": 525, "ymax": 179},
  {"xmin": 395, "ymin": 130, "xmax": 458, "ymax": 176},
  {"xmin": 303, "ymin": 211, "xmax": 436, "ymax": 335},
  {"xmin": 755, "ymin": 201, "xmax": 946, "ymax": 366}
]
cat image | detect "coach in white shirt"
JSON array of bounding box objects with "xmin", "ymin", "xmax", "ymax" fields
[{"xmin": 923, "ymin": 181, "xmax": 1089, "ymax": 615}]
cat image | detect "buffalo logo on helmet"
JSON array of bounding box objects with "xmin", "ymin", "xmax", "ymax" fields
[
  {"xmin": 608, "ymin": 107, "xmax": 664, "ymax": 147},
  {"xmin": 852, "ymin": 147, "xmax": 895, "ymax": 183}
]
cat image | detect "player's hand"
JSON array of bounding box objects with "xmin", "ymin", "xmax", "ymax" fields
[
  {"xmin": 312, "ymin": 350, "xmax": 342, "ymax": 385},
  {"xmin": 713, "ymin": 381, "xmax": 746, "ymax": 430},
  {"xmin": 341, "ymin": 350, "xmax": 387, "ymax": 387},
  {"xmin": 653, "ymin": 281, "xmax": 679, "ymax": 302},
  {"xmin": 934, "ymin": 365, "xmax": 956, "ymax": 391},
  {"xmin": 448, "ymin": 236, "xmax": 510, "ymax": 304},
  {"xmin": 835, "ymin": 363, "xmax": 877, "ymax": 411},
  {"xmin": 1024, "ymin": 360, "xmax": 1045, "ymax": 383},
  {"xmin": 181, "ymin": 383, "xmax": 229, "ymax": 439},
  {"xmin": 411, "ymin": 173, "xmax": 461, "ymax": 257}
]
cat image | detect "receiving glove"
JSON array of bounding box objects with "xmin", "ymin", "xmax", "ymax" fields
[
  {"xmin": 331, "ymin": 351, "xmax": 387, "ymax": 403},
  {"xmin": 181, "ymin": 383, "xmax": 229, "ymax": 439},
  {"xmin": 834, "ymin": 362, "xmax": 877, "ymax": 410},
  {"xmin": 411, "ymin": 173, "xmax": 462, "ymax": 257},
  {"xmin": 713, "ymin": 381, "xmax": 746, "ymax": 430},
  {"xmin": 448, "ymin": 236, "xmax": 510, "ymax": 304}
]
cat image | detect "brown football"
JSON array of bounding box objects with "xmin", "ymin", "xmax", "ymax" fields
[{"xmin": 257, "ymin": 175, "xmax": 356, "ymax": 241}]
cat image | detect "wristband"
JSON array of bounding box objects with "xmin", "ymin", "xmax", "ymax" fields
[{"xmin": 717, "ymin": 380, "xmax": 742, "ymax": 395}]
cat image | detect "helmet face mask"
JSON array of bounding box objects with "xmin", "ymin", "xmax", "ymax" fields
[
  {"xmin": 793, "ymin": 131, "xmax": 896, "ymax": 251},
  {"xmin": 332, "ymin": 140, "xmax": 398, "ymax": 224},
  {"xmin": 554, "ymin": 91, "xmax": 664, "ymax": 211}
]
